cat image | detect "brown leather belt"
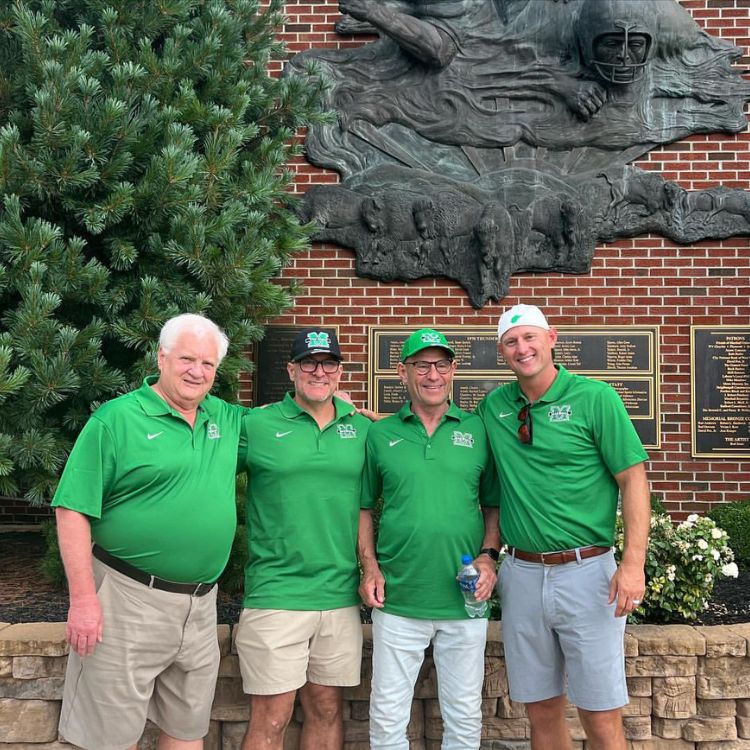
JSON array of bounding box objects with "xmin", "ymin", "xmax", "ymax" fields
[
  {"xmin": 93, "ymin": 545, "xmax": 216, "ymax": 597},
  {"xmin": 508, "ymin": 545, "xmax": 610, "ymax": 566}
]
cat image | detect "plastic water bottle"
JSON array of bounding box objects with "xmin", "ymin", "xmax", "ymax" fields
[{"xmin": 457, "ymin": 554, "xmax": 487, "ymax": 618}]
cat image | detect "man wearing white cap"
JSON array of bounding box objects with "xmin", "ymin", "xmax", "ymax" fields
[{"xmin": 476, "ymin": 304, "xmax": 650, "ymax": 750}]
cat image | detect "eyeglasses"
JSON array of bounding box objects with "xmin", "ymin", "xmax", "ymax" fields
[
  {"xmin": 405, "ymin": 359, "xmax": 453, "ymax": 375},
  {"xmin": 517, "ymin": 404, "xmax": 533, "ymax": 445},
  {"xmin": 297, "ymin": 358, "xmax": 340, "ymax": 374}
]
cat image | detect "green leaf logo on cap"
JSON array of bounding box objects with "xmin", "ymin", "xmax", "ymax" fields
[{"xmin": 511, "ymin": 314, "xmax": 522, "ymax": 323}]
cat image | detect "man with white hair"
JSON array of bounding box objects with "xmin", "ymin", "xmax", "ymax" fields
[
  {"xmin": 477, "ymin": 303, "xmax": 650, "ymax": 750},
  {"xmin": 52, "ymin": 312, "xmax": 246, "ymax": 750}
]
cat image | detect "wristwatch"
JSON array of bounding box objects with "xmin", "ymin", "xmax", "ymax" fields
[{"xmin": 479, "ymin": 547, "xmax": 500, "ymax": 562}]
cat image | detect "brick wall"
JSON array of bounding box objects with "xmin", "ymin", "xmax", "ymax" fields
[
  {"xmin": 3, "ymin": 622, "xmax": 750, "ymax": 749},
  {"xmin": 254, "ymin": 0, "xmax": 750, "ymax": 518}
]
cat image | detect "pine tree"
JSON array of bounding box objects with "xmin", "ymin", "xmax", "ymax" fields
[{"xmin": 0, "ymin": 0, "xmax": 326, "ymax": 503}]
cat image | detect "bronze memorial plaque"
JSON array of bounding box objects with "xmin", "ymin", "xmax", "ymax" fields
[
  {"xmin": 691, "ymin": 326, "xmax": 750, "ymax": 458},
  {"xmin": 368, "ymin": 326, "xmax": 660, "ymax": 449},
  {"xmin": 253, "ymin": 325, "xmax": 340, "ymax": 406}
]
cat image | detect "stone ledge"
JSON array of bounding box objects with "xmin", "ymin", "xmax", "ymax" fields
[{"xmin": 0, "ymin": 623, "xmax": 747, "ymax": 748}]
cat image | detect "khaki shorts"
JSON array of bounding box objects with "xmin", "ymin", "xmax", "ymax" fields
[
  {"xmin": 236, "ymin": 606, "xmax": 363, "ymax": 695},
  {"xmin": 59, "ymin": 558, "xmax": 220, "ymax": 750}
]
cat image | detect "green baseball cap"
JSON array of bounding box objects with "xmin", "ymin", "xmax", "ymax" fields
[{"xmin": 400, "ymin": 328, "xmax": 455, "ymax": 361}]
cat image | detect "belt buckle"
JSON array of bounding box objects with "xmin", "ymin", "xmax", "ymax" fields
[{"xmin": 540, "ymin": 551, "xmax": 553, "ymax": 565}]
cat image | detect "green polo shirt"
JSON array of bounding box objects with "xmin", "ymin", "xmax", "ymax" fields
[
  {"xmin": 51, "ymin": 377, "xmax": 247, "ymax": 583},
  {"xmin": 476, "ymin": 365, "xmax": 648, "ymax": 553},
  {"xmin": 361, "ymin": 402, "xmax": 499, "ymax": 620},
  {"xmin": 238, "ymin": 393, "xmax": 370, "ymax": 610}
]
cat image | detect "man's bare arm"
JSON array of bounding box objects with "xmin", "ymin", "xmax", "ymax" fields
[
  {"xmin": 55, "ymin": 507, "xmax": 103, "ymax": 656},
  {"xmin": 608, "ymin": 463, "xmax": 650, "ymax": 617}
]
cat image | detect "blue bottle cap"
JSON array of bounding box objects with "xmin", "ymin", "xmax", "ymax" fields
[{"xmin": 461, "ymin": 554, "xmax": 473, "ymax": 564}]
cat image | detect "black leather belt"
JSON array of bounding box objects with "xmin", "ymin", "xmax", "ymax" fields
[
  {"xmin": 508, "ymin": 545, "xmax": 610, "ymax": 566},
  {"xmin": 92, "ymin": 545, "xmax": 216, "ymax": 597}
]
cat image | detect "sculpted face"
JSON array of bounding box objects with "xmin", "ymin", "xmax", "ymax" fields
[{"xmin": 592, "ymin": 31, "xmax": 651, "ymax": 83}]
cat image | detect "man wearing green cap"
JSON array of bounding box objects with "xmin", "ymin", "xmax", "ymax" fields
[
  {"xmin": 359, "ymin": 327, "xmax": 500, "ymax": 750},
  {"xmin": 477, "ymin": 303, "xmax": 650, "ymax": 750},
  {"xmin": 236, "ymin": 327, "xmax": 371, "ymax": 750}
]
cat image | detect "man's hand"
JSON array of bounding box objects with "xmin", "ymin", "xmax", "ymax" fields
[
  {"xmin": 608, "ymin": 561, "xmax": 646, "ymax": 618},
  {"xmin": 471, "ymin": 554, "xmax": 498, "ymax": 602},
  {"xmin": 66, "ymin": 593, "xmax": 103, "ymax": 656},
  {"xmin": 359, "ymin": 565, "xmax": 386, "ymax": 609}
]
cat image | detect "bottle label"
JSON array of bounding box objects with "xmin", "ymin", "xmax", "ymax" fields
[{"xmin": 458, "ymin": 577, "xmax": 477, "ymax": 593}]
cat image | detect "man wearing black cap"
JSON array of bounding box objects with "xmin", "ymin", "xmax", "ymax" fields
[{"xmin": 235, "ymin": 328, "xmax": 371, "ymax": 750}]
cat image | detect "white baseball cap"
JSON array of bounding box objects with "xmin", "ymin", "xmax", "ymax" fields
[{"xmin": 497, "ymin": 304, "xmax": 550, "ymax": 341}]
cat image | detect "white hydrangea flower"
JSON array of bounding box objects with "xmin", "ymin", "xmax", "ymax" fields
[
  {"xmin": 697, "ymin": 538, "xmax": 709, "ymax": 550},
  {"xmin": 667, "ymin": 565, "xmax": 676, "ymax": 582},
  {"xmin": 711, "ymin": 528, "xmax": 723, "ymax": 540},
  {"xmin": 712, "ymin": 549, "xmax": 721, "ymax": 561},
  {"xmin": 704, "ymin": 574, "xmax": 713, "ymax": 584},
  {"xmin": 687, "ymin": 513, "xmax": 699, "ymax": 523},
  {"xmin": 692, "ymin": 554, "xmax": 703, "ymax": 562},
  {"xmin": 721, "ymin": 562, "xmax": 739, "ymax": 578}
]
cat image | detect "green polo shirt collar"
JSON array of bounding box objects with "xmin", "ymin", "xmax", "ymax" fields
[
  {"xmin": 134, "ymin": 375, "xmax": 213, "ymax": 429},
  {"xmin": 397, "ymin": 400, "xmax": 463, "ymax": 424},
  {"xmin": 511, "ymin": 365, "xmax": 574, "ymax": 405},
  {"xmin": 278, "ymin": 391, "xmax": 356, "ymax": 422}
]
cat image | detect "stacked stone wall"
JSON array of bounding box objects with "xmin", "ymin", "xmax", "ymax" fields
[{"xmin": 3, "ymin": 622, "xmax": 750, "ymax": 749}]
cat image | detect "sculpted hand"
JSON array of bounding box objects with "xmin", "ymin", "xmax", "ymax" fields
[
  {"xmin": 561, "ymin": 79, "xmax": 607, "ymax": 121},
  {"xmin": 472, "ymin": 555, "xmax": 498, "ymax": 602},
  {"xmin": 66, "ymin": 594, "xmax": 103, "ymax": 656},
  {"xmin": 608, "ymin": 562, "xmax": 646, "ymax": 618},
  {"xmin": 359, "ymin": 566, "xmax": 386, "ymax": 609}
]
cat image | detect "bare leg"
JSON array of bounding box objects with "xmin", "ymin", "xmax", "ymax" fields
[
  {"xmin": 157, "ymin": 733, "xmax": 203, "ymax": 750},
  {"xmin": 578, "ymin": 706, "xmax": 627, "ymax": 750},
  {"xmin": 526, "ymin": 695, "xmax": 574, "ymax": 750},
  {"xmin": 240, "ymin": 691, "xmax": 297, "ymax": 750},
  {"xmin": 299, "ymin": 683, "xmax": 344, "ymax": 750}
]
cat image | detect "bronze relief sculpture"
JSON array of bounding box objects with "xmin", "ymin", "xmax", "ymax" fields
[{"xmin": 290, "ymin": 0, "xmax": 750, "ymax": 307}]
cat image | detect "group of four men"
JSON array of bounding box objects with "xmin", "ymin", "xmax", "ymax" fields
[{"xmin": 52, "ymin": 303, "xmax": 649, "ymax": 750}]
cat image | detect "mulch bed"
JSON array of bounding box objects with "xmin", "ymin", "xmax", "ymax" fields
[{"xmin": 1, "ymin": 531, "xmax": 749, "ymax": 626}]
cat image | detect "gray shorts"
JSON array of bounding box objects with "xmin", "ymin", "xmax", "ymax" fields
[{"xmin": 498, "ymin": 549, "xmax": 628, "ymax": 711}]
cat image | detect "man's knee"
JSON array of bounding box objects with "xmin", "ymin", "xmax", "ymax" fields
[
  {"xmin": 300, "ymin": 684, "xmax": 343, "ymax": 725},
  {"xmin": 248, "ymin": 692, "xmax": 296, "ymax": 735},
  {"xmin": 577, "ymin": 706, "xmax": 625, "ymax": 746},
  {"xmin": 526, "ymin": 694, "xmax": 567, "ymax": 724}
]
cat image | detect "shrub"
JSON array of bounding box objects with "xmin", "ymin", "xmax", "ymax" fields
[
  {"xmin": 219, "ymin": 523, "xmax": 247, "ymax": 596},
  {"xmin": 0, "ymin": 0, "xmax": 326, "ymax": 503},
  {"xmin": 708, "ymin": 500, "xmax": 750, "ymax": 570},
  {"xmin": 615, "ymin": 512, "xmax": 738, "ymax": 623},
  {"xmin": 649, "ymin": 493, "xmax": 667, "ymax": 516},
  {"xmin": 40, "ymin": 519, "xmax": 66, "ymax": 589}
]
